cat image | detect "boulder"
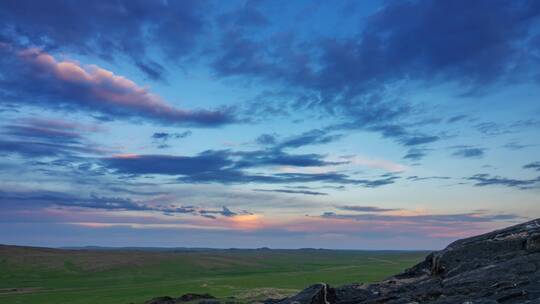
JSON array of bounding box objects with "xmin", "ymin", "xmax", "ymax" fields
[{"xmin": 274, "ymin": 283, "xmax": 335, "ymax": 304}]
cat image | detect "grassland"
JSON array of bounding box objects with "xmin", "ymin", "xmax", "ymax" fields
[{"xmin": 0, "ymin": 245, "xmax": 428, "ymax": 304}]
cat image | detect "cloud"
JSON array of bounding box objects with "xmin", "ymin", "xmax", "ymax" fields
[
  {"xmin": 467, "ymin": 173, "xmax": 540, "ymax": 189},
  {"xmin": 2, "ymin": 0, "xmax": 539, "ymax": 135},
  {"xmin": 199, "ymin": 206, "xmax": 243, "ymax": 218},
  {"xmin": 255, "ymin": 129, "xmax": 343, "ymax": 150},
  {"xmin": 336, "ymin": 206, "xmax": 401, "ymax": 213},
  {"xmin": 407, "ymin": 176, "xmax": 451, "ymax": 182},
  {"xmin": 365, "ymin": 124, "xmax": 441, "ymax": 149},
  {"xmin": 400, "ymin": 135, "xmax": 440, "ymax": 146},
  {"xmin": 256, "ymin": 134, "xmax": 278, "ymax": 145},
  {"xmin": 234, "ymin": 150, "xmax": 345, "ymax": 168},
  {"xmin": 524, "ymin": 161, "xmax": 540, "ymax": 171},
  {"xmin": 0, "ymin": 118, "xmax": 104, "ymax": 157},
  {"xmin": 103, "ymin": 151, "xmax": 233, "ymax": 176},
  {"xmin": 152, "ymin": 131, "xmax": 192, "ymax": 141},
  {"xmin": 475, "ymin": 120, "xmax": 540, "ymax": 136},
  {"xmin": 0, "ymin": 0, "xmax": 208, "ymax": 80},
  {"xmin": 101, "ymin": 150, "xmax": 399, "ymax": 187},
  {"xmin": 403, "ymin": 148, "xmax": 430, "ymax": 161},
  {"xmin": 276, "ymin": 129, "xmax": 344, "ymax": 149},
  {"xmin": 323, "ymin": 0, "xmax": 540, "ymax": 93},
  {"xmin": 451, "ymin": 146, "xmax": 485, "ymax": 158},
  {"xmin": 210, "ymin": 0, "xmax": 540, "ymax": 147},
  {"xmin": 0, "ymin": 188, "xmax": 249, "ymax": 220},
  {"xmin": 447, "ymin": 115, "xmax": 468, "ymax": 123},
  {"xmin": 0, "ymin": 46, "xmax": 235, "ymax": 127},
  {"xmin": 502, "ymin": 142, "xmax": 537, "ymax": 150},
  {"xmin": 253, "ymin": 189, "xmax": 328, "ymax": 196},
  {"xmin": 320, "ymin": 211, "xmax": 523, "ymax": 224},
  {"xmin": 341, "ymin": 155, "xmax": 407, "ymax": 172},
  {"xmin": 152, "ymin": 131, "xmax": 192, "ymax": 148},
  {"xmin": 191, "ymin": 169, "xmax": 397, "ymax": 187}
]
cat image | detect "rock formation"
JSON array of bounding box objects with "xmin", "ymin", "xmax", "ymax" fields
[{"xmin": 272, "ymin": 218, "xmax": 540, "ymax": 304}]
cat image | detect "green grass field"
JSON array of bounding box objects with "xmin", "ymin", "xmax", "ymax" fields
[{"xmin": 0, "ymin": 245, "xmax": 428, "ymax": 304}]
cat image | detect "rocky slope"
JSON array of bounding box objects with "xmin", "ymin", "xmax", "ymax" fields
[{"xmin": 270, "ymin": 218, "xmax": 540, "ymax": 304}]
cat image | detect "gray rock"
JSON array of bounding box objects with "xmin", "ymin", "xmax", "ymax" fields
[
  {"xmin": 273, "ymin": 218, "xmax": 540, "ymax": 304},
  {"xmin": 275, "ymin": 283, "xmax": 335, "ymax": 304}
]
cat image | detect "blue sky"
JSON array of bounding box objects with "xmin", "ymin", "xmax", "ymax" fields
[{"xmin": 0, "ymin": 0, "xmax": 539, "ymax": 249}]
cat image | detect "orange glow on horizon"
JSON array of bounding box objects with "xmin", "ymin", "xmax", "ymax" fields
[{"xmin": 229, "ymin": 214, "xmax": 262, "ymax": 230}]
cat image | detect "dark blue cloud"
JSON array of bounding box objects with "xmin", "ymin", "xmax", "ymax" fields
[
  {"xmin": 524, "ymin": 162, "xmax": 540, "ymax": 171},
  {"xmin": 502, "ymin": 142, "xmax": 537, "ymax": 150},
  {"xmin": 103, "ymin": 151, "xmax": 234, "ymax": 176},
  {"xmin": 336, "ymin": 206, "xmax": 401, "ymax": 213},
  {"xmin": 0, "ymin": 119, "xmax": 102, "ymax": 158},
  {"xmin": 233, "ymin": 150, "xmax": 345, "ymax": 168},
  {"xmin": 447, "ymin": 115, "xmax": 468, "ymax": 123},
  {"xmin": 152, "ymin": 131, "xmax": 192, "ymax": 149},
  {"xmin": 0, "ymin": 140, "xmax": 94, "ymax": 158},
  {"xmin": 407, "ymin": 176, "xmax": 451, "ymax": 182},
  {"xmin": 400, "ymin": 135, "xmax": 440, "ymax": 147},
  {"xmin": 252, "ymin": 189, "xmax": 328, "ymax": 196},
  {"xmin": 135, "ymin": 60, "xmax": 167, "ymax": 82},
  {"xmin": 152, "ymin": 131, "xmax": 192, "ymax": 140},
  {"xmin": 199, "ymin": 206, "xmax": 241, "ymax": 218},
  {"xmin": 101, "ymin": 150, "xmax": 399, "ymax": 187},
  {"xmin": 467, "ymin": 173, "xmax": 540, "ymax": 189},
  {"xmin": 0, "ymin": 188, "xmax": 248, "ymax": 219},
  {"xmin": 475, "ymin": 122, "xmax": 510, "ymax": 136},
  {"xmin": 256, "ymin": 133, "xmax": 278, "ymax": 145},
  {"xmin": 364, "ymin": 124, "xmax": 441, "ymax": 149},
  {"xmin": 475, "ymin": 120, "xmax": 540, "ymax": 136},
  {"xmin": 403, "ymin": 148, "xmax": 430, "ymax": 161},
  {"xmin": 0, "ymin": 189, "xmax": 173, "ymax": 212},
  {"xmin": 3, "ymin": 123, "xmax": 82, "ymax": 144},
  {"xmin": 452, "ymin": 147, "xmax": 486, "ymax": 158},
  {"xmin": 276, "ymin": 129, "xmax": 343, "ymax": 149}
]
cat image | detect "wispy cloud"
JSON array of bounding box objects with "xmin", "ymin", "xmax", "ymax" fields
[
  {"xmin": 524, "ymin": 161, "xmax": 540, "ymax": 172},
  {"xmin": 467, "ymin": 174, "xmax": 540, "ymax": 189},
  {"xmin": 451, "ymin": 146, "xmax": 486, "ymax": 159},
  {"xmin": 0, "ymin": 188, "xmax": 252, "ymax": 221},
  {"xmin": 336, "ymin": 205, "xmax": 401, "ymax": 213},
  {"xmin": 0, "ymin": 117, "xmax": 105, "ymax": 158},
  {"xmin": 152, "ymin": 131, "xmax": 192, "ymax": 149},
  {"xmin": 253, "ymin": 188, "xmax": 328, "ymax": 196}
]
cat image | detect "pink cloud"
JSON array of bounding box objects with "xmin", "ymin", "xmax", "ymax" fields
[
  {"xmin": 9, "ymin": 47, "xmax": 234, "ymax": 126},
  {"xmin": 343, "ymin": 155, "xmax": 407, "ymax": 172}
]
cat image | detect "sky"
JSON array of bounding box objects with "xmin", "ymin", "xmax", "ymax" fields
[{"xmin": 0, "ymin": 0, "xmax": 539, "ymax": 250}]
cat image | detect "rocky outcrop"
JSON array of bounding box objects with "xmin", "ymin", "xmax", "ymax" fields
[
  {"xmin": 264, "ymin": 283, "xmax": 336, "ymax": 304},
  {"xmin": 273, "ymin": 219, "xmax": 540, "ymax": 304}
]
